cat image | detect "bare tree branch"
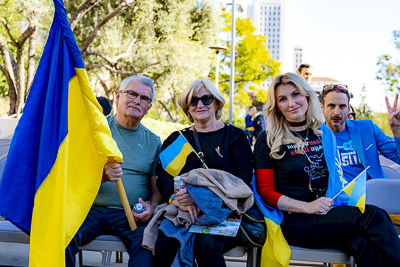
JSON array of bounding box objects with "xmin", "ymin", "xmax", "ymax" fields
[
  {"xmin": 113, "ymin": 17, "xmax": 144, "ymax": 62},
  {"xmin": 158, "ymin": 100, "xmax": 174, "ymax": 122},
  {"xmin": 95, "ymin": 73, "xmax": 111, "ymax": 100},
  {"xmin": 0, "ymin": 17, "xmax": 18, "ymax": 47},
  {"xmin": 80, "ymin": 2, "xmax": 127, "ymax": 54},
  {"xmin": 135, "ymin": 61, "xmax": 160, "ymax": 74},
  {"xmin": 17, "ymin": 25, "xmax": 35, "ymax": 47},
  {"xmin": 0, "ymin": 33, "xmax": 16, "ymax": 88},
  {"xmin": 86, "ymin": 63, "xmax": 138, "ymax": 75},
  {"xmin": 69, "ymin": 0, "xmax": 103, "ymax": 31},
  {"xmin": 83, "ymin": 17, "xmax": 143, "ymax": 64},
  {"xmin": 123, "ymin": 0, "xmax": 139, "ymax": 13},
  {"xmin": 86, "ymin": 61, "xmax": 160, "ymax": 75},
  {"xmin": 25, "ymin": 26, "xmax": 37, "ymax": 99},
  {"xmin": 84, "ymin": 51, "xmax": 115, "ymax": 64}
]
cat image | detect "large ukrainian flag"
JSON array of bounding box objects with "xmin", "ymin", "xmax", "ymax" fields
[
  {"xmin": 160, "ymin": 133, "xmax": 195, "ymax": 177},
  {"xmin": 0, "ymin": 0, "xmax": 123, "ymax": 266}
]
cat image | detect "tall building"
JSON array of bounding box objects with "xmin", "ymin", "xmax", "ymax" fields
[
  {"xmin": 248, "ymin": 0, "xmax": 286, "ymax": 89},
  {"xmin": 293, "ymin": 46, "xmax": 303, "ymax": 72},
  {"xmin": 249, "ymin": 0, "xmax": 285, "ymax": 63}
]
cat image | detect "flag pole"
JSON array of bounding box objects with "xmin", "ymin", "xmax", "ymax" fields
[
  {"xmin": 108, "ymin": 157, "xmax": 137, "ymax": 231},
  {"xmin": 332, "ymin": 166, "xmax": 370, "ymax": 201}
]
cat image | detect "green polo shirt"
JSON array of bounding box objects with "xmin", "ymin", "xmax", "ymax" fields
[{"xmin": 93, "ymin": 115, "xmax": 161, "ymax": 209}]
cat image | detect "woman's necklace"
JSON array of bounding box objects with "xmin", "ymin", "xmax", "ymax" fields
[
  {"xmin": 291, "ymin": 128, "xmax": 315, "ymax": 165},
  {"xmin": 292, "ymin": 127, "xmax": 309, "ymax": 146}
]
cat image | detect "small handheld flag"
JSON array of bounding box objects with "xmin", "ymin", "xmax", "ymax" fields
[
  {"xmin": 160, "ymin": 133, "xmax": 196, "ymax": 177},
  {"xmin": 333, "ymin": 167, "xmax": 368, "ymax": 213}
]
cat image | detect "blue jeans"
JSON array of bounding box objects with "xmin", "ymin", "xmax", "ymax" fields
[
  {"xmin": 281, "ymin": 205, "xmax": 400, "ymax": 267},
  {"xmin": 65, "ymin": 206, "xmax": 152, "ymax": 267}
]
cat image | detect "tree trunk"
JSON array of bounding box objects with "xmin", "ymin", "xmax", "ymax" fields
[
  {"xmin": 0, "ymin": 33, "xmax": 16, "ymax": 114},
  {"xmin": 25, "ymin": 14, "xmax": 38, "ymax": 100},
  {"xmin": 15, "ymin": 46, "xmax": 25, "ymax": 115}
]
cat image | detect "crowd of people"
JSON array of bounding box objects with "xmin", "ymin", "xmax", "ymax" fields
[{"xmin": 65, "ymin": 72, "xmax": 400, "ymax": 267}]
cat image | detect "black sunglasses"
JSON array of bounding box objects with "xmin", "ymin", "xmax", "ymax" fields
[{"xmin": 189, "ymin": 94, "xmax": 215, "ymax": 107}]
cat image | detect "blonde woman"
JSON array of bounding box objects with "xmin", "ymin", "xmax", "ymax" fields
[{"xmin": 253, "ymin": 73, "xmax": 400, "ymax": 266}]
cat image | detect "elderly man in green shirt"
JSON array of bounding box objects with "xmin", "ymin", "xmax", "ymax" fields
[{"xmin": 66, "ymin": 75, "xmax": 162, "ymax": 267}]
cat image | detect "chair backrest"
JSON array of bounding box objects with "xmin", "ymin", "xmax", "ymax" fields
[
  {"xmin": 0, "ymin": 142, "xmax": 10, "ymax": 157},
  {"xmin": 366, "ymin": 179, "xmax": 400, "ymax": 214},
  {"xmin": 379, "ymin": 155, "xmax": 396, "ymax": 167},
  {"xmin": 0, "ymin": 153, "xmax": 7, "ymax": 180},
  {"xmin": 382, "ymin": 165, "xmax": 400, "ymax": 179}
]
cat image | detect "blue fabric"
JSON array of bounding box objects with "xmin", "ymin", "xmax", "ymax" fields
[
  {"xmin": 0, "ymin": 0, "xmax": 85, "ymax": 234},
  {"xmin": 159, "ymin": 220, "xmax": 196, "ymax": 267},
  {"xmin": 346, "ymin": 119, "xmax": 400, "ymax": 179},
  {"xmin": 320, "ymin": 124, "xmax": 350, "ymax": 206},
  {"xmin": 245, "ymin": 114, "xmax": 255, "ymax": 128},
  {"xmin": 334, "ymin": 128, "xmax": 365, "ymax": 180},
  {"xmin": 252, "ymin": 176, "xmax": 283, "ymax": 225},
  {"xmin": 65, "ymin": 207, "xmax": 152, "ymax": 267},
  {"xmin": 187, "ymin": 184, "xmax": 232, "ymax": 225},
  {"xmin": 159, "ymin": 185, "xmax": 232, "ymax": 267}
]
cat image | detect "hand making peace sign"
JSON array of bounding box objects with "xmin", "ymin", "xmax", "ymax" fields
[{"xmin": 386, "ymin": 94, "xmax": 400, "ymax": 138}]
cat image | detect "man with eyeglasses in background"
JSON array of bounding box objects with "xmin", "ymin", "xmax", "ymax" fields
[
  {"xmin": 321, "ymin": 84, "xmax": 400, "ymax": 183},
  {"xmin": 66, "ymin": 75, "xmax": 162, "ymax": 267}
]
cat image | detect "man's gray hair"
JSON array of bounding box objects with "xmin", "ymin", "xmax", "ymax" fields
[{"xmin": 118, "ymin": 75, "xmax": 156, "ymax": 103}]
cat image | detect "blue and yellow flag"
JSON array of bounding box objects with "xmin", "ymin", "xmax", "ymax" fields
[
  {"xmin": 159, "ymin": 133, "xmax": 195, "ymax": 177},
  {"xmin": 252, "ymin": 177, "xmax": 290, "ymax": 267},
  {"xmin": 343, "ymin": 169, "xmax": 367, "ymax": 213},
  {"xmin": 0, "ymin": 0, "xmax": 122, "ymax": 266}
]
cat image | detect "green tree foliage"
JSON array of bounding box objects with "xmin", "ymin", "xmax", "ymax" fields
[
  {"xmin": 0, "ymin": 0, "xmax": 52, "ymax": 115},
  {"xmin": 355, "ymin": 84, "xmax": 373, "ymax": 120},
  {"xmin": 371, "ymin": 112, "xmax": 392, "ymax": 136},
  {"xmin": 210, "ymin": 10, "xmax": 280, "ymax": 122},
  {"xmin": 0, "ymin": 0, "xmax": 217, "ymax": 119},
  {"xmin": 377, "ymin": 30, "xmax": 400, "ymax": 92},
  {"xmin": 65, "ymin": 0, "xmax": 217, "ymax": 123}
]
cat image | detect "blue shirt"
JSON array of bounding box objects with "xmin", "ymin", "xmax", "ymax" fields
[{"xmin": 334, "ymin": 128, "xmax": 364, "ymax": 181}]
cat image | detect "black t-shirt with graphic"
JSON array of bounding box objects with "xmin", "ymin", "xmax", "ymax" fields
[{"xmin": 254, "ymin": 129, "xmax": 329, "ymax": 202}]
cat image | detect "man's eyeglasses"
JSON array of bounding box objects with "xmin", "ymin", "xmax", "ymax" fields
[
  {"xmin": 122, "ymin": 90, "xmax": 152, "ymax": 104},
  {"xmin": 323, "ymin": 84, "xmax": 348, "ymax": 92},
  {"xmin": 189, "ymin": 94, "xmax": 215, "ymax": 107}
]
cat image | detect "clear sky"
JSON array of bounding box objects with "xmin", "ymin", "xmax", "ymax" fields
[{"xmin": 219, "ymin": 0, "xmax": 400, "ymax": 112}]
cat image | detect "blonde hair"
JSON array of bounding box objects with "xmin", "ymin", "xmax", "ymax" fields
[
  {"xmin": 178, "ymin": 79, "xmax": 225, "ymax": 123},
  {"xmin": 264, "ymin": 73, "xmax": 323, "ymax": 159}
]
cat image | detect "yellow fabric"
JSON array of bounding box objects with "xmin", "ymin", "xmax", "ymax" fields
[
  {"xmin": 29, "ymin": 69, "xmax": 122, "ymax": 266},
  {"xmin": 356, "ymin": 194, "xmax": 366, "ymax": 213},
  {"xmin": 389, "ymin": 214, "xmax": 400, "ymax": 226},
  {"xmin": 165, "ymin": 142, "xmax": 195, "ymax": 177},
  {"xmin": 260, "ymin": 218, "xmax": 291, "ymax": 267},
  {"xmin": 343, "ymin": 181, "xmax": 355, "ymax": 196}
]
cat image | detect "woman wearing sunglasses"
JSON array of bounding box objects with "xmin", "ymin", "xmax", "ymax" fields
[
  {"xmin": 253, "ymin": 73, "xmax": 400, "ymax": 266},
  {"xmin": 154, "ymin": 79, "xmax": 253, "ymax": 267}
]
